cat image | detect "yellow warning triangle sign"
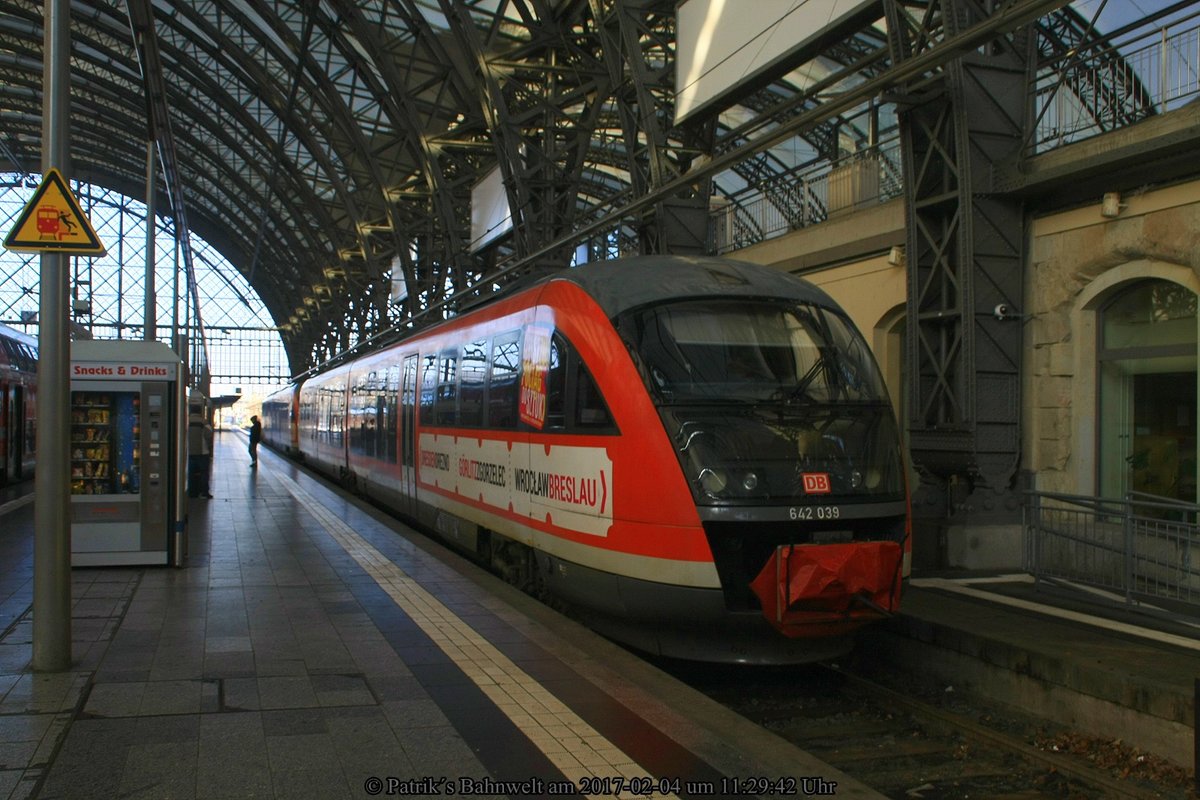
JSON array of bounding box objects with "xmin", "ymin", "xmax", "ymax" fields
[{"xmin": 3, "ymin": 168, "xmax": 107, "ymax": 255}]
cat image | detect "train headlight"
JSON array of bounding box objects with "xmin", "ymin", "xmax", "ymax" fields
[
  {"xmin": 741, "ymin": 472, "xmax": 759, "ymax": 492},
  {"xmin": 699, "ymin": 468, "xmax": 728, "ymax": 496},
  {"xmin": 850, "ymin": 470, "xmax": 863, "ymax": 488}
]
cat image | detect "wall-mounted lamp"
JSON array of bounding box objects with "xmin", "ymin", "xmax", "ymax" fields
[
  {"xmin": 887, "ymin": 245, "xmax": 905, "ymax": 267},
  {"xmin": 1101, "ymin": 192, "xmax": 1126, "ymax": 218}
]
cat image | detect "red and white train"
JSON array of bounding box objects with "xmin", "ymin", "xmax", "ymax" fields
[
  {"xmin": 0, "ymin": 323, "xmax": 37, "ymax": 486},
  {"xmin": 263, "ymin": 256, "xmax": 910, "ymax": 663}
]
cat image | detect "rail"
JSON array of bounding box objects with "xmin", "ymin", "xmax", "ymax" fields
[
  {"xmin": 1025, "ymin": 489, "xmax": 1200, "ymax": 613},
  {"xmin": 1032, "ymin": 15, "xmax": 1200, "ymax": 153},
  {"xmin": 709, "ymin": 139, "xmax": 902, "ymax": 255}
]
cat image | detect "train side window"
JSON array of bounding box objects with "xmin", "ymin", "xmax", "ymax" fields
[
  {"xmin": 402, "ymin": 355, "xmax": 419, "ymax": 467},
  {"xmin": 419, "ymin": 353, "xmax": 438, "ymax": 421},
  {"xmin": 386, "ymin": 363, "xmax": 400, "ymax": 463},
  {"xmin": 459, "ymin": 339, "xmax": 488, "ymax": 427},
  {"xmin": 533, "ymin": 332, "xmax": 617, "ymax": 435},
  {"xmin": 349, "ymin": 371, "xmax": 376, "ymax": 459},
  {"xmin": 488, "ymin": 332, "xmax": 520, "ymax": 429},
  {"xmin": 574, "ymin": 365, "xmax": 614, "ymax": 430},
  {"xmin": 435, "ymin": 349, "xmax": 458, "ymax": 426},
  {"xmin": 318, "ymin": 382, "xmax": 345, "ymax": 445},
  {"xmin": 349, "ymin": 374, "xmax": 364, "ymax": 455},
  {"xmin": 316, "ymin": 389, "xmax": 327, "ymax": 443},
  {"xmin": 330, "ymin": 381, "xmax": 346, "ymax": 445},
  {"xmin": 545, "ymin": 334, "xmax": 566, "ymax": 430}
]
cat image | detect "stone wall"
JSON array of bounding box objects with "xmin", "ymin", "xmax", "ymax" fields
[{"xmin": 1026, "ymin": 182, "xmax": 1200, "ymax": 496}]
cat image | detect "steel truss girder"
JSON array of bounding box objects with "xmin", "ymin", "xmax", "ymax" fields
[
  {"xmin": 160, "ymin": 3, "xmax": 377, "ymax": 304},
  {"xmin": 433, "ymin": 0, "xmax": 712, "ymax": 278},
  {"xmin": 891, "ymin": 0, "xmax": 1029, "ymax": 507},
  {"xmin": 438, "ymin": 0, "xmax": 615, "ymax": 276},
  {"xmin": 331, "ymin": 0, "xmax": 478, "ymax": 326},
  {"xmin": 598, "ymin": 0, "xmax": 712, "ymax": 256}
]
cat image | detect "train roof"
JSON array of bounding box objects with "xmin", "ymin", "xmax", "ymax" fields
[
  {"xmin": 0, "ymin": 322, "xmax": 38, "ymax": 351},
  {"xmin": 0, "ymin": 323, "xmax": 37, "ymax": 373},
  {"xmin": 295, "ymin": 257, "xmax": 843, "ymax": 385},
  {"xmin": 549, "ymin": 255, "xmax": 840, "ymax": 319}
]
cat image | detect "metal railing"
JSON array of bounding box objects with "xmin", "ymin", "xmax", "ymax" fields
[
  {"xmin": 710, "ymin": 139, "xmax": 903, "ymax": 255},
  {"xmin": 1025, "ymin": 490, "xmax": 1200, "ymax": 611},
  {"xmin": 1032, "ymin": 17, "xmax": 1200, "ymax": 153}
]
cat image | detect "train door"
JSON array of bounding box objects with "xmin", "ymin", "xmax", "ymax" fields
[
  {"xmin": 11, "ymin": 384, "xmax": 24, "ymax": 480},
  {"xmin": 2, "ymin": 384, "xmax": 26, "ymax": 482},
  {"xmin": 1, "ymin": 382, "xmax": 12, "ymax": 482},
  {"xmin": 399, "ymin": 354, "xmax": 418, "ymax": 517},
  {"xmin": 21, "ymin": 383, "xmax": 36, "ymax": 478}
]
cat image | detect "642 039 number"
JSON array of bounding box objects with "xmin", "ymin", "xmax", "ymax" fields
[{"xmin": 788, "ymin": 505, "xmax": 840, "ymax": 521}]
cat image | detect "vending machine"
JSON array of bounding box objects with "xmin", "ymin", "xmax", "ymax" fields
[{"xmin": 70, "ymin": 341, "xmax": 183, "ymax": 566}]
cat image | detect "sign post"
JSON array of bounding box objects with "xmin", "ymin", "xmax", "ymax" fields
[
  {"xmin": 29, "ymin": 0, "xmax": 74, "ymax": 673},
  {"xmin": 6, "ymin": 2, "xmax": 108, "ymax": 673}
]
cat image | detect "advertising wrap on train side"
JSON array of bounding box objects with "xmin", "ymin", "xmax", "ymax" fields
[{"xmin": 418, "ymin": 432, "xmax": 613, "ymax": 537}]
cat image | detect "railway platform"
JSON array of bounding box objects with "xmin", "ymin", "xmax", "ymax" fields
[
  {"xmin": 857, "ymin": 571, "xmax": 1200, "ymax": 771},
  {"xmin": 0, "ymin": 432, "xmax": 883, "ymax": 800},
  {"xmin": 2, "ymin": 433, "xmax": 1197, "ymax": 799}
]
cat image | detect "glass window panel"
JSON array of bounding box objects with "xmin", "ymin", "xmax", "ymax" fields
[
  {"xmin": 1103, "ymin": 280, "xmax": 1197, "ymax": 350},
  {"xmin": 620, "ymin": 299, "xmax": 889, "ymax": 404},
  {"xmin": 488, "ymin": 332, "xmax": 520, "ymax": 429},
  {"xmin": 1099, "ymin": 281, "xmax": 1197, "ymax": 503},
  {"xmin": 545, "ymin": 335, "xmax": 565, "ymax": 430},
  {"xmin": 419, "ymin": 353, "xmax": 438, "ymax": 418},
  {"xmin": 574, "ymin": 365, "xmax": 614, "ymax": 430},
  {"xmin": 459, "ymin": 339, "xmax": 488, "ymax": 427},
  {"xmin": 436, "ymin": 349, "xmax": 458, "ymax": 425}
]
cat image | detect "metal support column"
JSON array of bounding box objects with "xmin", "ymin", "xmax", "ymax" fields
[
  {"xmin": 890, "ymin": 0, "xmax": 1030, "ymax": 532},
  {"xmin": 145, "ymin": 141, "xmax": 156, "ymax": 342},
  {"xmin": 32, "ymin": 0, "xmax": 73, "ymax": 672}
]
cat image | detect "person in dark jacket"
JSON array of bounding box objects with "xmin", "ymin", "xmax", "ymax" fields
[{"xmin": 248, "ymin": 415, "xmax": 262, "ymax": 467}]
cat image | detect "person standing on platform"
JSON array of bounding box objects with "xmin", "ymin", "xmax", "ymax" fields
[
  {"xmin": 248, "ymin": 415, "xmax": 262, "ymax": 467},
  {"xmin": 187, "ymin": 410, "xmax": 214, "ymax": 498}
]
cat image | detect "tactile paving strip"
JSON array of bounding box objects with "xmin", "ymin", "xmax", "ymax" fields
[{"xmin": 275, "ymin": 471, "xmax": 679, "ymax": 799}]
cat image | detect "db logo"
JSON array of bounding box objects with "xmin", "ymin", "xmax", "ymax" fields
[{"xmin": 802, "ymin": 473, "xmax": 832, "ymax": 494}]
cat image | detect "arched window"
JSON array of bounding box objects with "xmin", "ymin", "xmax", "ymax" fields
[{"xmin": 1097, "ymin": 280, "xmax": 1197, "ymax": 502}]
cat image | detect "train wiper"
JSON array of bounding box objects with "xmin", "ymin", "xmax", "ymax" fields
[
  {"xmin": 772, "ymin": 356, "xmax": 825, "ymax": 404},
  {"xmin": 658, "ymin": 396, "xmax": 756, "ymax": 408}
]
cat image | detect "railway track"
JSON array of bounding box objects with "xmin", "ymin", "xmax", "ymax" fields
[{"xmin": 663, "ymin": 660, "xmax": 1191, "ymax": 799}]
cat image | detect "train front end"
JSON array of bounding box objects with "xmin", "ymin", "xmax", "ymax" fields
[{"xmin": 615, "ymin": 285, "xmax": 910, "ymax": 656}]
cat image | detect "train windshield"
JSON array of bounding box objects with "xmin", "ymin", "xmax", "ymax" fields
[
  {"xmin": 618, "ymin": 298, "xmax": 904, "ymax": 503},
  {"xmin": 620, "ymin": 299, "xmax": 888, "ymax": 405}
]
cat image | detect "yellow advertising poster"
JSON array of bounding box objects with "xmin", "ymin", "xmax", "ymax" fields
[{"xmin": 519, "ymin": 325, "xmax": 552, "ymax": 429}]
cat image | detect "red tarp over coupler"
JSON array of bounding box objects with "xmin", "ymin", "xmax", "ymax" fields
[{"xmin": 749, "ymin": 541, "xmax": 903, "ymax": 638}]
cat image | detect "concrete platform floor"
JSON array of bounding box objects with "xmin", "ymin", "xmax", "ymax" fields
[{"xmin": 0, "ymin": 432, "xmax": 886, "ymax": 800}]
